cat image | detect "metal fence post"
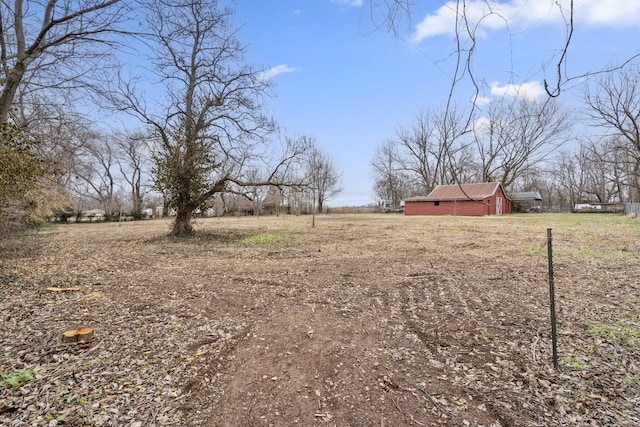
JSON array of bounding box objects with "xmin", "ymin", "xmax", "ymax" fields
[{"xmin": 547, "ymin": 228, "xmax": 559, "ymax": 370}]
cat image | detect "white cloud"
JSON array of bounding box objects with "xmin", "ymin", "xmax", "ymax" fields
[
  {"xmin": 411, "ymin": 4, "xmax": 458, "ymax": 41},
  {"xmin": 577, "ymin": 0, "xmax": 640, "ymax": 27},
  {"xmin": 473, "ymin": 96, "xmax": 493, "ymax": 106},
  {"xmin": 411, "ymin": 0, "xmax": 640, "ymax": 43},
  {"xmin": 473, "ymin": 116, "xmax": 493, "ymax": 134},
  {"xmin": 257, "ymin": 64, "xmax": 298, "ymax": 81},
  {"xmin": 411, "ymin": 1, "xmax": 541, "ymax": 42},
  {"xmin": 332, "ymin": 0, "xmax": 364, "ymax": 7},
  {"xmin": 489, "ymin": 81, "xmax": 545, "ymax": 101}
]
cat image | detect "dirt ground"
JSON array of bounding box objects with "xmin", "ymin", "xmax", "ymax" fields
[{"xmin": 1, "ymin": 213, "xmax": 639, "ymax": 426}]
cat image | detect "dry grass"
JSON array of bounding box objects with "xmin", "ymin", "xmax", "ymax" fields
[{"xmin": 1, "ymin": 213, "xmax": 639, "ymax": 426}]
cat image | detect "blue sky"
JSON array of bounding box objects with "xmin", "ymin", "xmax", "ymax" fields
[{"xmin": 231, "ymin": 0, "xmax": 640, "ymax": 207}]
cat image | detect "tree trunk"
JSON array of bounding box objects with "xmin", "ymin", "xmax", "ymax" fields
[
  {"xmin": 132, "ymin": 181, "xmax": 143, "ymax": 220},
  {"xmin": 0, "ymin": 64, "xmax": 26, "ymax": 124},
  {"xmin": 632, "ymin": 161, "xmax": 640, "ymax": 203},
  {"xmin": 172, "ymin": 206, "xmax": 194, "ymax": 235}
]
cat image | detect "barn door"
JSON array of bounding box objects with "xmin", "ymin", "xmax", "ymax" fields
[{"xmin": 496, "ymin": 197, "xmax": 503, "ymax": 215}]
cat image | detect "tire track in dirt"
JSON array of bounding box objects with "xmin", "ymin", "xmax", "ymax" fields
[{"xmin": 393, "ymin": 263, "xmax": 554, "ymax": 426}]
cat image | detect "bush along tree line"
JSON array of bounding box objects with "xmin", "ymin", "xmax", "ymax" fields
[{"xmin": 0, "ymin": 123, "xmax": 54, "ymax": 230}]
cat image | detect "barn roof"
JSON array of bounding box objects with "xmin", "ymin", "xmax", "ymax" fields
[
  {"xmin": 406, "ymin": 183, "xmax": 506, "ymax": 202},
  {"xmin": 509, "ymin": 191, "xmax": 542, "ymax": 201}
]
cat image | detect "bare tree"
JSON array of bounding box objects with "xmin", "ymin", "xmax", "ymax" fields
[
  {"xmin": 435, "ymin": 105, "xmax": 472, "ymax": 185},
  {"xmin": 262, "ymin": 185, "xmax": 285, "ymax": 216},
  {"xmin": 557, "ymin": 149, "xmax": 586, "ymax": 209},
  {"xmin": 6, "ymin": 104, "xmax": 119, "ymax": 221},
  {"xmin": 115, "ymin": 132, "xmax": 149, "ymax": 219},
  {"xmin": 370, "ymin": 139, "xmax": 413, "ymax": 206},
  {"xmin": 581, "ymin": 138, "xmax": 633, "ymax": 203},
  {"xmin": 72, "ymin": 131, "xmax": 120, "ymax": 216},
  {"xmin": 585, "ymin": 65, "xmax": 640, "ymax": 202},
  {"xmin": 0, "ymin": 0, "xmax": 129, "ymax": 124},
  {"xmin": 19, "ymin": 104, "xmax": 86, "ymax": 195},
  {"xmin": 0, "ymin": 0, "xmax": 129, "ymax": 228},
  {"xmin": 305, "ymin": 143, "xmax": 341, "ymax": 213},
  {"xmin": 389, "ymin": 106, "xmax": 469, "ymax": 193},
  {"xmin": 549, "ymin": 143, "xmax": 627, "ymax": 210},
  {"xmin": 114, "ymin": 0, "xmax": 312, "ymax": 235},
  {"xmin": 472, "ymin": 98, "xmax": 571, "ymax": 188},
  {"xmin": 394, "ymin": 110, "xmax": 437, "ymax": 192}
]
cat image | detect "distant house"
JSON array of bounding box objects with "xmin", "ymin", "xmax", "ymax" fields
[
  {"xmin": 379, "ymin": 199, "xmax": 405, "ymax": 213},
  {"xmin": 574, "ymin": 203, "xmax": 624, "ymax": 213},
  {"xmin": 404, "ymin": 183, "xmax": 512, "ymax": 216},
  {"xmin": 510, "ymin": 191, "xmax": 543, "ymax": 212},
  {"xmin": 83, "ymin": 209, "xmax": 106, "ymax": 222}
]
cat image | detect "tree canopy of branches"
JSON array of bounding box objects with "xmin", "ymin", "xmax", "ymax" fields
[
  {"xmin": 370, "ymin": 98, "xmax": 571, "ymax": 200},
  {"xmin": 585, "ymin": 65, "xmax": 640, "ymax": 202},
  {"xmin": 0, "ymin": 0, "xmax": 128, "ymax": 124},
  {"xmin": 304, "ymin": 143, "xmax": 342, "ymax": 213},
  {"xmin": 472, "ymin": 98, "xmax": 570, "ymax": 188},
  {"xmin": 390, "ymin": 106, "xmax": 470, "ymax": 194},
  {"xmin": 115, "ymin": 133, "xmax": 148, "ymax": 219},
  {"xmin": 370, "ymin": 139, "xmax": 414, "ymax": 206},
  {"xmin": 119, "ymin": 0, "xmax": 307, "ymax": 235},
  {"xmin": 0, "ymin": 0, "xmax": 128, "ymax": 229},
  {"xmin": 72, "ymin": 131, "xmax": 120, "ymax": 216}
]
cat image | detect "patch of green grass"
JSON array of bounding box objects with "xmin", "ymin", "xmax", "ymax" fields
[
  {"xmin": 83, "ymin": 358, "xmax": 103, "ymax": 367},
  {"xmin": 69, "ymin": 389, "xmax": 101, "ymax": 405},
  {"xmin": 1, "ymin": 369, "xmax": 34, "ymax": 387},
  {"xmin": 522, "ymin": 245, "xmax": 546, "ymax": 257},
  {"xmin": 241, "ymin": 233, "xmax": 283, "ymax": 244},
  {"xmin": 586, "ymin": 322, "xmax": 640, "ymax": 346},
  {"xmin": 575, "ymin": 249, "xmax": 607, "ymax": 258},
  {"xmin": 563, "ymin": 245, "xmax": 640, "ymax": 263},
  {"xmin": 74, "ymin": 396, "xmax": 90, "ymax": 405},
  {"xmin": 561, "ymin": 355, "xmax": 585, "ymax": 370},
  {"xmin": 45, "ymin": 412, "xmax": 55, "ymax": 421},
  {"xmin": 624, "ymin": 376, "xmax": 638, "ymax": 387}
]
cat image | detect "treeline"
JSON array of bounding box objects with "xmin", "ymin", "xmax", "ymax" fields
[
  {"xmin": 0, "ymin": 1, "xmax": 341, "ymax": 235},
  {"xmin": 371, "ymin": 66, "xmax": 640, "ymax": 211}
]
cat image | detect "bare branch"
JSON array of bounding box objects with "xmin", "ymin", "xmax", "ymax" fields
[{"xmin": 544, "ymin": 0, "xmax": 574, "ymax": 97}]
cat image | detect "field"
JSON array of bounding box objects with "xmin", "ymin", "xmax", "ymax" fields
[{"xmin": 1, "ymin": 213, "xmax": 639, "ymax": 426}]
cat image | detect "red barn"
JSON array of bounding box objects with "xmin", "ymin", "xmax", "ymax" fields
[{"xmin": 404, "ymin": 183, "xmax": 512, "ymax": 216}]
